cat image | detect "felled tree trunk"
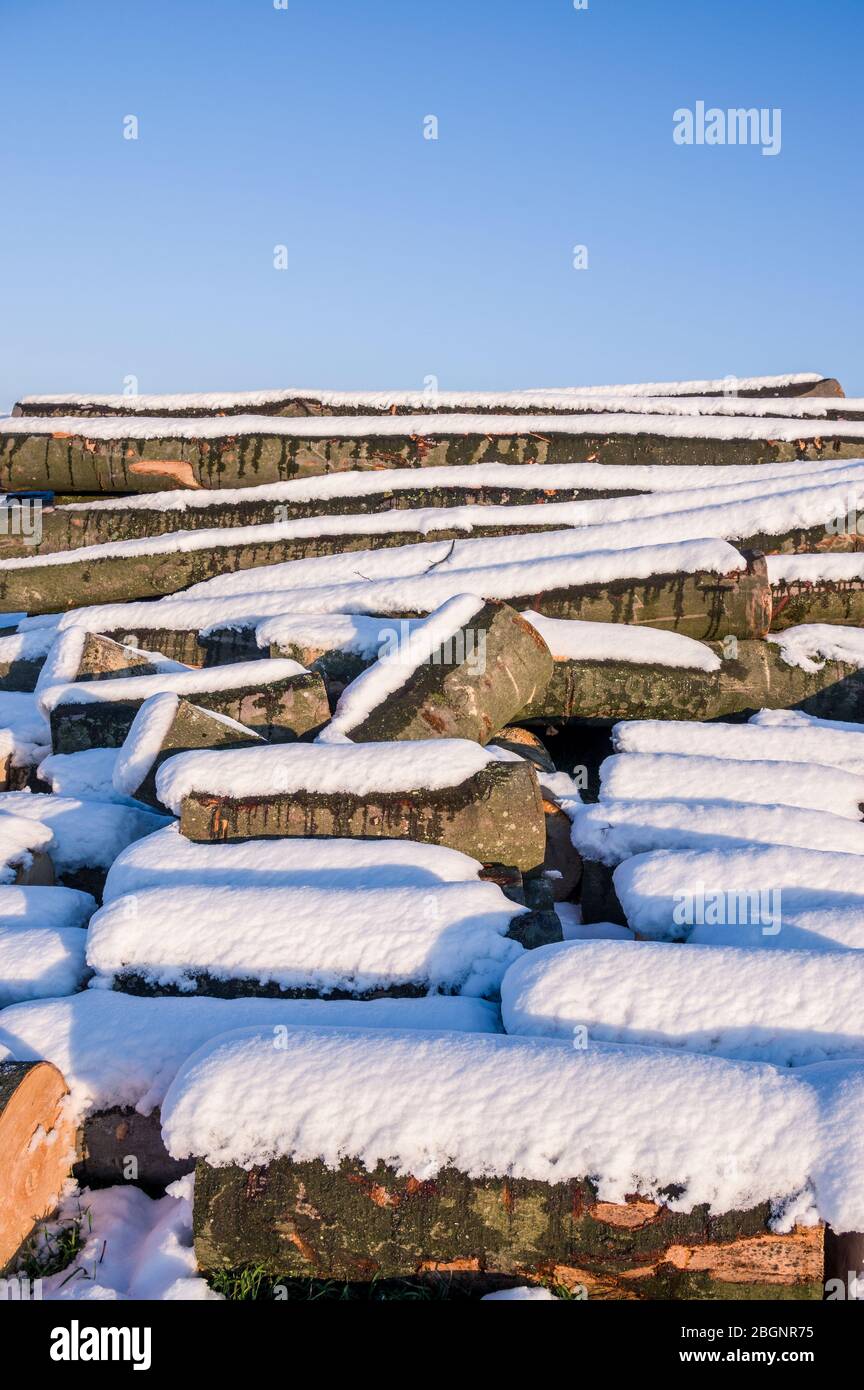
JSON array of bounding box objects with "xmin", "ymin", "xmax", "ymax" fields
[
  {"xmin": 75, "ymin": 632, "xmax": 178, "ymax": 680},
  {"xmin": 121, "ymin": 698, "xmax": 263, "ymax": 811},
  {"xmin": 524, "ymin": 641, "xmax": 864, "ymax": 723},
  {"xmin": 771, "ymin": 576, "xmax": 864, "ymax": 630},
  {"xmin": 346, "ymin": 602, "xmax": 552, "ymax": 744},
  {"xmin": 191, "ymin": 1155, "xmax": 824, "ymax": 1299},
  {"xmin": 4, "ymin": 424, "xmax": 864, "ymax": 493},
  {"xmin": 74, "ymin": 1107, "xmax": 193, "ymax": 1192},
  {"xmin": 49, "ymin": 669, "xmax": 329, "ymax": 751},
  {"xmin": 0, "ymin": 1061, "xmax": 75, "ymax": 1273},
  {"xmin": 178, "ymin": 759, "xmax": 546, "ymax": 874}
]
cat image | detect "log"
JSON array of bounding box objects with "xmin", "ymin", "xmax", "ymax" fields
[
  {"xmin": 47, "ymin": 665, "xmax": 329, "ymax": 752},
  {"xmin": 74, "ymin": 631, "xmax": 180, "ymax": 681},
  {"xmin": 4, "ymin": 415, "xmax": 864, "ymax": 493},
  {"xmin": 524, "ymin": 639, "xmax": 864, "ymax": 723},
  {"xmin": 191, "ymin": 1154, "xmax": 823, "ymax": 1298},
  {"xmin": 116, "ymin": 696, "xmax": 263, "ymax": 811},
  {"xmin": 340, "ymin": 601, "xmax": 553, "ymax": 745},
  {"xmin": 177, "ymin": 759, "xmax": 546, "ymax": 874},
  {"xmin": 771, "ymin": 576, "xmax": 864, "ymax": 630},
  {"xmin": 11, "ymin": 374, "xmax": 844, "ymax": 416},
  {"xmin": 824, "ymin": 1227, "xmax": 864, "ymax": 1300},
  {"xmin": 0, "ymin": 1061, "xmax": 76, "ymax": 1272}
]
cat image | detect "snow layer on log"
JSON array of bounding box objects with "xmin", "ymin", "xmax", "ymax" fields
[
  {"xmin": 500, "ymin": 939, "xmax": 864, "ymax": 1066},
  {"xmin": 6, "ymin": 409, "xmax": 862, "ymax": 442},
  {"xmin": 689, "ymin": 907, "xmax": 864, "ymax": 953},
  {"xmin": 599, "ymin": 751, "xmax": 864, "ymax": 821},
  {"xmin": 0, "ymin": 691, "xmax": 49, "ymax": 763},
  {"xmin": 0, "ymin": 923, "xmax": 87, "ymax": 1007},
  {"xmin": 320, "ymin": 594, "xmax": 485, "ymax": 740},
  {"xmin": 768, "ymin": 623, "xmax": 864, "ymax": 672},
  {"xmin": 614, "ymin": 846, "xmax": 864, "ymax": 940},
  {"xmin": 86, "ymin": 882, "xmax": 526, "ymax": 996},
  {"xmin": 571, "ymin": 799, "xmax": 864, "ymax": 865},
  {"xmin": 103, "ymin": 824, "xmax": 484, "ymax": 902},
  {"xmin": 160, "ymin": 1026, "xmax": 823, "ymax": 1220},
  {"xmin": 155, "ymin": 738, "xmax": 519, "ymax": 814},
  {"xmin": 0, "ymin": 793, "xmax": 168, "ymax": 875},
  {"xmin": 14, "ymin": 371, "xmax": 832, "ymax": 413},
  {"xmin": 524, "ymin": 614, "xmax": 720, "ymax": 670},
  {"xmin": 0, "ymin": 883, "xmax": 95, "ymax": 930},
  {"xmin": 0, "ymin": 990, "xmax": 501, "ymax": 1119},
  {"xmin": 613, "ymin": 717, "xmax": 864, "ymax": 775},
  {"xmin": 767, "ymin": 553, "xmax": 864, "ymax": 583},
  {"xmin": 0, "ymin": 812, "xmax": 54, "ymax": 882},
  {"xmin": 38, "ymin": 658, "xmax": 306, "ymax": 716}
]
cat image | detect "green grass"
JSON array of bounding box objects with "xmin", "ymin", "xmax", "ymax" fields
[
  {"xmin": 208, "ymin": 1265, "xmax": 566, "ymax": 1300},
  {"xmin": 17, "ymin": 1203, "xmax": 92, "ymax": 1283}
]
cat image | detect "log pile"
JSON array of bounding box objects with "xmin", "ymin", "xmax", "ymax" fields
[{"xmin": 1, "ymin": 371, "xmax": 863, "ymax": 1298}]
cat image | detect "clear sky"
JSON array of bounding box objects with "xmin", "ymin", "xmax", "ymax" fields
[{"xmin": 1, "ymin": 0, "xmax": 862, "ymax": 409}]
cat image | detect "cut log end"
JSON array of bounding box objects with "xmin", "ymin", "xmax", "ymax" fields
[{"xmin": 0, "ymin": 1061, "xmax": 76, "ymax": 1273}]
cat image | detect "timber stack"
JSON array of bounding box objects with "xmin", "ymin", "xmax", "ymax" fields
[{"xmin": 0, "ymin": 369, "xmax": 863, "ymax": 1302}]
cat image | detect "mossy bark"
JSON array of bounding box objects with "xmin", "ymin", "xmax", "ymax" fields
[
  {"xmin": 191, "ymin": 1155, "xmax": 823, "ymax": 1299},
  {"xmin": 771, "ymin": 576, "xmax": 864, "ymax": 630},
  {"xmin": 524, "ymin": 641, "xmax": 864, "ymax": 723},
  {"xmin": 178, "ymin": 759, "xmax": 546, "ymax": 874},
  {"xmin": 49, "ymin": 670, "xmax": 329, "ymax": 751},
  {"xmin": 4, "ymin": 425, "xmax": 864, "ymax": 493},
  {"xmin": 346, "ymin": 602, "xmax": 553, "ymax": 744}
]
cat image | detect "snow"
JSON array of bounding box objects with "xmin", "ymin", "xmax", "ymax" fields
[
  {"xmin": 0, "ymin": 793, "xmax": 168, "ymax": 874},
  {"xmin": 86, "ymin": 882, "xmax": 526, "ymax": 997},
  {"xmin": 0, "ymin": 989, "xmax": 502, "ymax": 1117},
  {"xmin": 34, "ymin": 628, "xmax": 188, "ymax": 698},
  {"xmin": 155, "ymin": 738, "xmax": 518, "ymax": 814},
  {"xmin": 112, "ymin": 693, "xmax": 262, "ymax": 798},
  {"xmin": 751, "ymin": 707, "xmax": 864, "ymax": 736},
  {"xmin": 571, "ymin": 799, "xmax": 864, "ymax": 865},
  {"xmin": 523, "ymin": 613, "xmax": 720, "ymax": 670},
  {"xmin": 0, "ymin": 690, "xmax": 49, "ymax": 765},
  {"xmin": 30, "ymin": 1178, "xmax": 218, "ymax": 1302},
  {"xmin": 0, "ymin": 921, "xmax": 87, "ymax": 1007},
  {"xmin": 768, "ymin": 624, "xmax": 864, "ymax": 673},
  {"xmin": 482, "ymin": 1286, "xmax": 560, "ymax": 1300},
  {"xmin": 38, "ymin": 747, "xmax": 139, "ymax": 805},
  {"xmin": 159, "ymin": 1026, "xmax": 819, "ymax": 1219},
  {"xmin": 38, "ymin": 658, "xmax": 306, "ymax": 716},
  {"xmin": 599, "ymin": 751, "xmax": 864, "ymax": 821},
  {"xmin": 0, "ymin": 627, "xmax": 56, "ymax": 664},
  {"xmin": 612, "ymin": 717, "xmax": 864, "ymax": 775},
  {"xmin": 6, "ymin": 409, "xmax": 861, "ymax": 443},
  {"xmin": 0, "ymin": 811, "xmax": 54, "ymax": 881},
  {"xmin": 15, "ymin": 371, "xmax": 828, "ymax": 413},
  {"xmin": 320, "ymin": 594, "xmax": 485, "ymax": 741},
  {"xmin": 689, "ymin": 907, "xmax": 864, "ymax": 953},
  {"xmin": 103, "ymin": 824, "xmax": 484, "ymax": 902},
  {"xmin": 767, "ymin": 553, "xmax": 864, "ymax": 584},
  {"xmin": 0, "ymin": 884, "xmax": 95, "ymax": 930},
  {"xmin": 613, "ymin": 846, "xmax": 864, "ymax": 940},
  {"xmin": 257, "ymin": 613, "xmax": 423, "ymax": 659},
  {"xmin": 500, "ymin": 939, "xmax": 864, "ymax": 1067},
  {"xmin": 796, "ymin": 1063, "xmax": 864, "ymax": 1235}
]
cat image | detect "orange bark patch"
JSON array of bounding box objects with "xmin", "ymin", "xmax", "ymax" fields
[
  {"xmin": 589, "ymin": 1198, "xmax": 665, "ymax": 1230},
  {"xmin": 128, "ymin": 459, "xmax": 202, "ymax": 489}
]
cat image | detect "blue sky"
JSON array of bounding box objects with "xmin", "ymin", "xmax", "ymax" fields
[{"xmin": 1, "ymin": 0, "xmax": 862, "ymax": 408}]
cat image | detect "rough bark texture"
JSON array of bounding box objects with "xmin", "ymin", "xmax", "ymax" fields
[
  {"xmin": 346, "ymin": 602, "xmax": 553, "ymax": 744},
  {"xmin": 75, "ymin": 631, "xmax": 178, "ymax": 681},
  {"xmin": 4, "ymin": 425, "xmax": 864, "ymax": 493},
  {"xmin": 75, "ymin": 1107, "xmax": 194, "ymax": 1192},
  {"xmin": 11, "ymin": 377, "xmax": 844, "ymax": 416},
  {"xmin": 523, "ymin": 641, "xmax": 864, "ymax": 723},
  {"xmin": 49, "ymin": 669, "xmax": 329, "ymax": 751},
  {"xmin": 122, "ymin": 698, "xmax": 262, "ymax": 811},
  {"xmin": 771, "ymin": 577, "xmax": 864, "ymax": 631},
  {"xmin": 0, "ymin": 1061, "xmax": 75, "ymax": 1273},
  {"xmin": 102, "ymin": 624, "xmax": 263, "ymax": 669},
  {"xmin": 178, "ymin": 759, "xmax": 546, "ymax": 874},
  {"xmin": 191, "ymin": 1155, "xmax": 824, "ymax": 1300}
]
